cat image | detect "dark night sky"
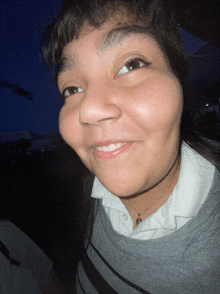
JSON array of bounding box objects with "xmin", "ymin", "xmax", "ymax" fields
[{"xmin": 0, "ymin": 0, "xmax": 206, "ymax": 134}]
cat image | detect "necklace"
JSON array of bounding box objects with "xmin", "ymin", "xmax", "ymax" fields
[{"xmin": 130, "ymin": 160, "xmax": 180, "ymax": 226}]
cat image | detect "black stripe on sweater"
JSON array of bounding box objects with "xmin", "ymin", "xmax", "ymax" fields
[
  {"xmin": 89, "ymin": 241, "xmax": 151, "ymax": 294},
  {"xmin": 76, "ymin": 270, "xmax": 88, "ymax": 294},
  {"xmin": 81, "ymin": 251, "xmax": 119, "ymax": 293}
]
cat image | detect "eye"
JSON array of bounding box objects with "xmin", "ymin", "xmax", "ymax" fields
[
  {"xmin": 61, "ymin": 86, "xmax": 83, "ymax": 101},
  {"xmin": 118, "ymin": 58, "xmax": 150, "ymax": 75}
]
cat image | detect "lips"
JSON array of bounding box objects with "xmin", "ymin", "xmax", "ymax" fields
[{"xmin": 94, "ymin": 141, "xmax": 133, "ymax": 159}]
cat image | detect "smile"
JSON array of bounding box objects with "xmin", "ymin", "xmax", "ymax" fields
[
  {"xmin": 96, "ymin": 142, "xmax": 126, "ymax": 152},
  {"xmin": 94, "ymin": 142, "xmax": 133, "ymax": 159}
]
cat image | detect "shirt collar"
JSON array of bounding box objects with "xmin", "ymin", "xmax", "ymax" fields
[{"xmin": 91, "ymin": 176, "xmax": 126, "ymax": 211}]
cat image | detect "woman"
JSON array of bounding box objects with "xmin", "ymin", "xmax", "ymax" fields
[{"xmin": 43, "ymin": 0, "xmax": 220, "ymax": 292}]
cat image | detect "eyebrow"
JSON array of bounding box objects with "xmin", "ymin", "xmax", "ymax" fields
[
  {"xmin": 57, "ymin": 25, "xmax": 153, "ymax": 77},
  {"xmin": 56, "ymin": 55, "xmax": 75, "ymax": 79},
  {"xmin": 100, "ymin": 25, "xmax": 153, "ymax": 52}
]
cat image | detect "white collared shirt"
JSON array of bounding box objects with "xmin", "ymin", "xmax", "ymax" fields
[{"xmin": 91, "ymin": 143, "xmax": 215, "ymax": 240}]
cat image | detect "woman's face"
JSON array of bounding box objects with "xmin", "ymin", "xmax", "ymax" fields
[{"xmin": 57, "ymin": 19, "xmax": 183, "ymax": 198}]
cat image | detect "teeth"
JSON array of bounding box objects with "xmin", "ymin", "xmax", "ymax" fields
[{"xmin": 96, "ymin": 142, "xmax": 126, "ymax": 152}]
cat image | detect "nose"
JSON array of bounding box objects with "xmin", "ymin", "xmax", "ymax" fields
[{"xmin": 79, "ymin": 83, "xmax": 122, "ymax": 125}]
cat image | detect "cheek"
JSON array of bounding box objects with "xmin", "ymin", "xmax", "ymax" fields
[
  {"xmin": 125, "ymin": 74, "xmax": 183, "ymax": 131},
  {"xmin": 59, "ymin": 109, "xmax": 92, "ymax": 169},
  {"xmin": 59, "ymin": 106, "xmax": 82, "ymax": 148}
]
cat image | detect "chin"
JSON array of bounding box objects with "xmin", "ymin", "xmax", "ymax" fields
[{"xmin": 101, "ymin": 178, "xmax": 145, "ymax": 198}]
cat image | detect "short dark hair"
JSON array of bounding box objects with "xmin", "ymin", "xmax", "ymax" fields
[
  {"xmin": 43, "ymin": 0, "xmax": 187, "ymax": 83},
  {"xmin": 42, "ymin": 0, "xmax": 220, "ymax": 169}
]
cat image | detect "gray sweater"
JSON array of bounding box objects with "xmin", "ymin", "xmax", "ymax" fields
[{"xmin": 76, "ymin": 169, "xmax": 220, "ymax": 294}]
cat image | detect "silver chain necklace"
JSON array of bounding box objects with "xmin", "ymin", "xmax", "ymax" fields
[{"xmin": 130, "ymin": 161, "xmax": 180, "ymax": 226}]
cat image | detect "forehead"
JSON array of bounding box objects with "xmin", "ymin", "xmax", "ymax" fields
[{"xmin": 57, "ymin": 20, "xmax": 162, "ymax": 76}]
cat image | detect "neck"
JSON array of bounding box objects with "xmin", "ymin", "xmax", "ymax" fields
[{"xmin": 121, "ymin": 156, "xmax": 180, "ymax": 228}]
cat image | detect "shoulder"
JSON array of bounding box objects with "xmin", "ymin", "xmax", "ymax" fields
[{"xmin": 0, "ymin": 220, "xmax": 53, "ymax": 293}]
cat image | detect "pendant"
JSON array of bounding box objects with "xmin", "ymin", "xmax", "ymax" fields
[{"xmin": 136, "ymin": 217, "xmax": 142, "ymax": 226}]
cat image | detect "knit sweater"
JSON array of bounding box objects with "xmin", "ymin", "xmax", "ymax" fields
[{"xmin": 76, "ymin": 169, "xmax": 220, "ymax": 294}]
